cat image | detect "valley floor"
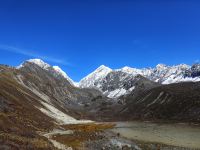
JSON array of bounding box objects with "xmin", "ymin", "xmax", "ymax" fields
[{"xmin": 41, "ymin": 122, "xmax": 200, "ymax": 150}]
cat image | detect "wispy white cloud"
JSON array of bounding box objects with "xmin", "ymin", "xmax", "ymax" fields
[{"xmin": 0, "ymin": 44, "xmax": 70, "ymax": 65}]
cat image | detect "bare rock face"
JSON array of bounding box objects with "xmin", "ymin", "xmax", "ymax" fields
[{"xmin": 185, "ymin": 63, "xmax": 200, "ymax": 78}]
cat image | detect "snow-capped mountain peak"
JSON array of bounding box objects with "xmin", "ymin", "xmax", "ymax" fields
[
  {"xmin": 79, "ymin": 65, "xmax": 112, "ymax": 88},
  {"xmin": 95, "ymin": 65, "xmax": 112, "ymax": 72},
  {"xmin": 17, "ymin": 58, "xmax": 75, "ymax": 86},
  {"xmin": 27, "ymin": 59, "xmax": 51, "ymax": 70},
  {"xmin": 156, "ymin": 64, "xmax": 168, "ymax": 69},
  {"xmin": 119, "ymin": 66, "xmax": 142, "ymax": 75},
  {"xmin": 17, "ymin": 58, "xmax": 51, "ymax": 69}
]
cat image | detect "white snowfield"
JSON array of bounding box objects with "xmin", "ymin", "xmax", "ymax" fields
[{"xmin": 106, "ymin": 88, "xmax": 127, "ymax": 98}]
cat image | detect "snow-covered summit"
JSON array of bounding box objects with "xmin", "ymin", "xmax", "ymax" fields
[
  {"xmin": 18, "ymin": 58, "xmax": 75, "ymax": 86},
  {"xmin": 156, "ymin": 64, "xmax": 167, "ymax": 69},
  {"xmin": 96, "ymin": 65, "xmax": 112, "ymax": 72},
  {"xmin": 118, "ymin": 66, "xmax": 142, "ymax": 75},
  {"xmin": 79, "ymin": 65, "xmax": 112, "ymax": 88},
  {"xmin": 17, "ymin": 58, "xmax": 50, "ymax": 70},
  {"xmin": 27, "ymin": 59, "xmax": 51, "ymax": 70}
]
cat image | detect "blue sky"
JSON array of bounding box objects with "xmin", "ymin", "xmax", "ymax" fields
[{"xmin": 0, "ymin": 0, "xmax": 200, "ymax": 81}]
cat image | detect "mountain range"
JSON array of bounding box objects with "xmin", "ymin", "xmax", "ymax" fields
[
  {"xmin": 1, "ymin": 58, "xmax": 200, "ymax": 149},
  {"xmin": 79, "ymin": 62, "xmax": 200, "ymax": 98},
  {"xmin": 17, "ymin": 59, "xmax": 200, "ymax": 99}
]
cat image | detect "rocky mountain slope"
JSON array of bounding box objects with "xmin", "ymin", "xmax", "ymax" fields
[
  {"xmin": 0, "ymin": 59, "xmax": 111, "ymax": 149},
  {"xmin": 120, "ymin": 81, "xmax": 200, "ymax": 122},
  {"xmin": 0, "ymin": 65, "xmax": 56, "ymax": 149},
  {"xmin": 89, "ymin": 81, "xmax": 200, "ymax": 123},
  {"xmin": 17, "ymin": 59, "xmax": 112, "ymax": 119}
]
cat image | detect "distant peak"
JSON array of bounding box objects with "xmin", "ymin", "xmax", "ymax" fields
[
  {"xmin": 118, "ymin": 66, "xmax": 142, "ymax": 75},
  {"xmin": 79, "ymin": 65, "xmax": 112, "ymax": 86},
  {"xmin": 17, "ymin": 58, "xmax": 51, "ymax": 69},
  {"xmin": 26, "ymin": 58, "xmax": 51, "ymax": 69},
  {"xmin": 192, "ymin": 63, "xmax": 200, "ymax": 66},
  {"xmin": 121, "ymin": 66, "xmax": 139, "ymax": 71},
  {"xmin": 156, "ymin": 64, "xmax": 167, "ymax": 69},
  {"xmin": 95, "ymin": 65, "xmax": 112, "ymax": 72},
  {"xmin": 175, "ymin": 64, "xmax": 190, "ymax": 68},
  {"xmin": 27, "ymin": 58, "xmax": 47, "ymax": 64},
  {"xmin": 17, "ymin": 59, "xmax": 75, "ymax": 85},
  {"xmin": 121, "ymin": 66, "xmax": 132, "ymax": 70},
  {"xmin": 97, "ymin": 65, "xmax": 111, "ymax": 69}
]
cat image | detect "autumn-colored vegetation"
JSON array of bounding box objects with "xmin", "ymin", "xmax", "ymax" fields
[{"xmin": 52, "ymin": 123, "xmax": 115, "ymax": 149}]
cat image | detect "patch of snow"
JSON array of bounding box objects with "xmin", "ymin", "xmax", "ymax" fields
[
  {"xmin": 53, "ymin": 66, "xmax": 74, "ymax": 85},
  {"xmin": 107, "ymin": 88, "xmax": 127, "ymax": 98},
  {"xmin": 27, "ymin": 59, "xmax": 51, "ymax": 69},
  {"xmin": 118, "ymin": 66, "xmax": 142, "ymax": 75},
  {"xmin": 128, "ymin": 86, "xmax": 135, "ymax": 92},
  {"xmin": 162, "ymin": 76, "xmax": 200, "ymax": 84},
  {"xmin": 73, "ymin": 82, "xmax": 79, "ymax": 87},
  {"xmin": 181, "ymin": 77, "xmax": 200, "ymax": 82}
]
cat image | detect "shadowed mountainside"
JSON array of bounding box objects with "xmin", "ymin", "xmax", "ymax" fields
[{"xmin": 92, "ymin": 82, "xmax": 200, "ymax": 123}]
